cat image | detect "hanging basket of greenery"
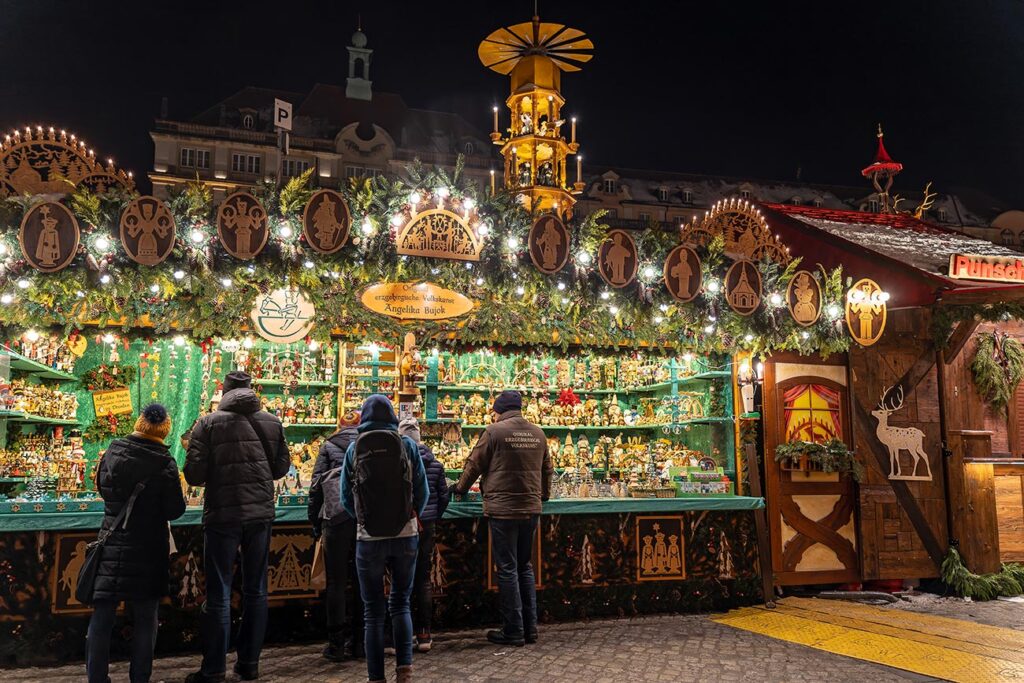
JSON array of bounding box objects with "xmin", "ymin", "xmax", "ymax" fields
[
  {"xmin": 774, "ymin": 438, "xmax": 864, "ymax": 482},
  {"xmin": 971, "ymin": 331, "xmax": 1024, "ymax": 413}
]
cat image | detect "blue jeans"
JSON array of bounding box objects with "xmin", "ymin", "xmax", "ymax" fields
[
  {"xmin": 490, "ymin": 516, "xmax": 539, "ymax": 638},
  {"xmin": 200, "ymin": 521, "xmax": 272, "ymax": 676},
  {"xmin": 356, "ymin": 536, "xmax": 418, "ymax": 681},
  {"xmin": 86, "ymin": 598, "xmax": 159, "ymax": 683}
]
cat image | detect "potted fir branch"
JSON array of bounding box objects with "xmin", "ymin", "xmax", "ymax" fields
[{"xmin": 774, "ymin": 438, "xmax": 864, "ymax": 482}]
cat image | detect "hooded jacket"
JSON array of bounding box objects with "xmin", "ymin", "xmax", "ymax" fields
[
  {"xmin": 93, "ymin": 435, "xmax": 186, "ymax": 600},
  {"xmin": 418, "ymin": 443, "xmax": 450, "ymax": 523},
  {"xmin": 340, "ymin": 395, "xmax": 429, "ymax": 540},
  {"xmin": 308, "ymin": 425, "xmax": 358, "ymax": 535},
  {"xmin": 183, "ymin": 388, "xmax": 290, "ymax": 526},
  {"xmin": 455, "ymin": 410, "xmax": 552, "ymax": 518}
]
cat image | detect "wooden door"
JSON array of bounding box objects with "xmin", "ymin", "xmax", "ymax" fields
[{"xmin": 764, "ymin": 358, "xmax": 860, "ymax": 586}]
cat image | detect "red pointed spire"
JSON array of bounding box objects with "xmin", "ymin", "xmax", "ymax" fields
[{"xmin": 861, "ymin": 124, "xmax": 903, "ymax": 178}]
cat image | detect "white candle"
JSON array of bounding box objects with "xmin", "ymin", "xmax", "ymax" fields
[
  {"xmin": 571, "ymin": 117, "xmax": 577, "ymax": 144},
  {"xmin": 576, "ymin": 154, "xmax": 582, "ymax": 183},
  {"xmin": 492, "ymin": 106, "xmax": 499, "ymax": 134}
]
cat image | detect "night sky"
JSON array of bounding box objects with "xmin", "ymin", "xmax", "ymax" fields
[{"xmin": 2, "ymin": 1, "xmax": 1022, "ymax": 204}]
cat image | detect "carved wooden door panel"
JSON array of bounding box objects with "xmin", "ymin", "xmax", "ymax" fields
[{"xmin": 764, "ymin": 360, "xmax": 860, "ymax": 586}]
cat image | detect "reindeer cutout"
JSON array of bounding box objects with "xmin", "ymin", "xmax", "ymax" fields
[{"xmin": 871, "ymin": 385, "xmax": 933, "ymax": 481}]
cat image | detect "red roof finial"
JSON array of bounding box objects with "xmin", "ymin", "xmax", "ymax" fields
[{"xmin": 862, "ymin": 123, "xmax": 903, "ymax": 178}]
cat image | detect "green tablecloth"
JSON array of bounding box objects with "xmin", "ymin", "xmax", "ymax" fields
[{"xmin": 0, "ymin": 496, "xmax": 764, "ymax": 532}]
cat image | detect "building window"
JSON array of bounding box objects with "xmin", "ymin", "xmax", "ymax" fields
[
  {"xmin": 346, "ymin": 165, "xmax": 380, "ymax": 179},
  {"xmin": 813, "ymin": 197, "xmax": 823, "ymax": 208},
  {"xmin": 464, "ymin": 142, "xmax": 475, "ymax": 156},
  {"xmin": 282, "ymin": 159, "xmax": 311, "ymax": 178},
  {"xmin": 937, "ymin": 207, "xmax": 948, "ymax": 222},
  {"xmin": 791, "ymin": 196, "xmax": 802, "ymax": 206},
  {"xmin": 657, "ymin": 188, "xmax": 668, "ymax": 202},
  {"xmin": 606, "ymin": 208, "xmax": 618, "ymax": 219},
  {"xmin": 241, "ymin": 113, "xmax": 255, "ymax": 129},
  {"xmin": 740, "ymin": 189, "xmax": 751, "ymax": 200},
  {"xmin": 179, "ymin": 148, "xmax": 210, "ymax": 170},
  {"xmin": 683, "ymin": 189, "xmax": 693, "ymax": 203},
  {"xmin": 868, "ymin": 198, "xmax": 879, "ymax": 212},
  {"xmin": 231, "ymin": 153, "xmax": 261, "ymax": 175},
  {"xmin": 603, "ymin": 179, "xmax": 615, "ymax": 194},
  {"xmin": 638, "ymin": 212, "xmax": 651, "ymax": 222},
  {"xmin": 1002, "ymin": 229, "xmax": 1015, "ymax": 246}
]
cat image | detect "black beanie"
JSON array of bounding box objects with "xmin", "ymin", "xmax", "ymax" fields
[
  {"xmin": 492, "ymin": 390, "xmax": 522, "ymax": 415},
  {"xmin": 223, "ymin": 370, "xmax": 252, "ymax": 392}
]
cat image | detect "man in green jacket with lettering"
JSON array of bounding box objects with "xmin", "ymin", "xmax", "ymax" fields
[{"xmin": 454, "ymin": 390, "xmax": 552, "ymax": 647}]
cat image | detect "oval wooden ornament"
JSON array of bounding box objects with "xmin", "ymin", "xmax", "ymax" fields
[
  {"xmin": 19, "ymin": 202, "xmax": 80, "ymax": 273},
  {"xmin": 302, "ymin": 189, "xmax": 350, "ymax": 254},
  {"xmin": 724, "ymin": 259, "xmax": 762, "ymax": 316},
  {"xmin": 845, "ymin": 277, "xmax": 887, "ymax": 347},
  {"xmin": 597, "ymin": 229, "xmax": 638, "ymax": 288},
  {"xmin": 663, "ymin": 245, "xmax": 702, "ymax": 303},
  {"xmin": 216, "ymin": 192, "xmax": 269, "ymax": 260},
  {"xmin": 786, "ymin": 269, "xmax": 822, "ymax": 327},
  {"xmin": 528, "ymin": 214, "xmax": 570, "ymax": 275},
  {"xmin": 120, "ymin": 196, "xmax": 176, "ymax": 266}
]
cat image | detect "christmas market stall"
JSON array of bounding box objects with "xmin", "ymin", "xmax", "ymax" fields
[{"xmin": 0, "ymin": 115, "xmax": 861, "ymax": 663}]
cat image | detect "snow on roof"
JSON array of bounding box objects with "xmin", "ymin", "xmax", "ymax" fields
[{"xmin": 788, "ymin": 214, "xmax": 1020, "ymax": 274}]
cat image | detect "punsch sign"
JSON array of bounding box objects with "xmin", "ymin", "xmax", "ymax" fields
[{"xmin": 948, "ymin": 253, "xmax": 1024, "ymax": 283}]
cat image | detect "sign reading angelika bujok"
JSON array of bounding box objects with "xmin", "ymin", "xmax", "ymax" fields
[{"xmin": 361, "ymin": 282, "xmax": 474, "ymax": 321}]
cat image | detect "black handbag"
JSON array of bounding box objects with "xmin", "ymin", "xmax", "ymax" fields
[{"xmin": 75, "ymin": 480, "xmax": 148, "ymax": 605}]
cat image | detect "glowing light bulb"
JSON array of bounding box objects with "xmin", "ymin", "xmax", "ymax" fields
[
  {"xmin": 173, "ymin": 335, "xmax": 186, "ymax": 347},
  {"xmin": 16, "ymin": 279, "xmax": 30, "ymax": 289},
  {"xmin": 642, "ymin": 265, "xmax": 656, "ymax": 280},
  {"xmin": 654, "ymin": 315, "xmax": 664, "ymax": 324},
  {"xmin": 577, "ymin": 251, "xmax": 591, "ymax": 264},
  {"xmin": 409, "ymin": 191, "xmax": 421, "ymax": 205},
  {"xmin": 801, "ymin": 331, "xmax": 810, "ymax": 340},
  {"xmin": 826, "ymin": 304, "xmax": 841, "ymax": 319},
  {"xmin": 190, "ymin": 229, "xmax": 204, "ymax": 244},
  {"xmin": 100, "ymin": 274, "xmax": 111, "ymax": 284},
  {"xmin": 706, "ymin": 279, "xmax": 720, "ymax": 293},
  {"xmin": 25, "ymin": 329, "xmax": 39, "ymax": 342},
  {"xmin": 515, "ymin": 285, "xmax": 525, "ymax": 296},
  {"xmin": 173, "ymin": 270, "xmax": 185, "ymax": 280},
  {"xmin": 435, "ymin": 187, "xmax": 449, "ymax": 199},
  {"xmin": 279, "ymin": 224, "xmax": 293, "ymax": 239},
  {"xmin": 769, "ymin": 293, "xmax": 783, "ymax": 306},
  {"xmin": 149, "ymin": 284, "xmax": 160, "ymax": 294},
  {"xmin": 390, "ymin": 213, "xmax": 404, "ymax": 227},
  {"xmin": 309, "ymin": 339, "xmax": 320, "ymax": 351},
  {"xmin": 557, "ymin": 282, "xmax": 566, "ymax": 291},
  {"xmin": 361, "ymin": 217, "xmax": 374, "ymax": 235},
  {"xmin": 609, "ymin": 305, "xmax": 620, "ymax": 315},
  {"xmin": 463, "ymin": 197, "xmax": 475, "ymax": 211},
  {"xmin": 95, "ymin": 236, "xmax": 112, "ymax": 251},
  {"xmin": 243, "ymin": 337, "xmax": 254, "ymax": 349},
  {"xmin": 744, "ymin": 334, "xmax": 754, "ymax": 342},
  {"xmin": 704, "ymin": 324, "xmax": 715, "ymax": 334},
  {"xmin": 0, "ymin": 294, "xmax": 12, "ymax": 305},
  {"xmin": 476, "ymin": 277, "xmax": 484, "ymax": 286},
  {"xmin": 102, "ymin": 333, "xmax": 115, "ymax": 344},
  {"xmin": 0, "ymin": 243, "xmax": 9, "ymax": 256},
  {"xmin": 477, "ymin": 222, "xmax": 489, "ymax": 236},
  {"xmin": 304, "ymin": 260, "xmax": 315, "ymax": 269},
  {"xmin": 506, "ymin": 236, "xmax": 520, "ymax": 250},
  {"xmin": 561, "ymin": 296, "xmax": 569, "ymax": 304},
  {"xmin": 220, "ymin": 277, "xmax": 231, "ymax": 288},
  {"xmin": 600, "ymin": 291, "xmax": 610, "ymax": 300},
  {"xmin": 659, "ymin": 304, "xmax": 668, "ymax": 312}
]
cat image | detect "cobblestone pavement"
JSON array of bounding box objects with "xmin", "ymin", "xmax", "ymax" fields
[
  {"xmin": 6, "ymin": 612, "xmax": 942, "ymax": 683},
  {"xmin": 885, "ymin": 592, "xmax": 1024, "ymax": 631}
]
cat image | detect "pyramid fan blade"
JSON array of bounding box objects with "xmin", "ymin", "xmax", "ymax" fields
[
  {"xmin": 550, "ymin": 39, "xmax": 594, "ymax": 53},
  {"xmin": 488, "ymin": 27, "xmax": 531, "ymax": 48},
  {"xmin": 550, "ymin": 57, "xmax": 582, "ymax": 72},
  {"xmin": 535, "ymin": 23, "xmax": 568, "ymax": 46},
  {"xmin": 544, "ymin": 27, "xmax": 585, "ymax": 48},
  {"xmin": 506, "ymin": 21, "xmax": 538, "ymax": 45}
]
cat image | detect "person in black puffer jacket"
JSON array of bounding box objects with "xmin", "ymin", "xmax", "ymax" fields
[
  {"xmin": 398, "ymin": 417, "xmax": 449, "ymax": 653},
  {"xmin": 308, "ymin": 411, "xmax": 363, "ymax": 661},
  {"xmin": 183, "ymin": 371, "xmax": 290, "ymax": 683},
  {"xmin": 86, "ymin": 404, "xmax": 185, "ymax": 683}
]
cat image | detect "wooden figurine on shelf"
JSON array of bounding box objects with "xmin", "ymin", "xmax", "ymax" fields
[
  {"xmin": 399, "ymin": 332, "xmax": 417, "ymax": 393},
  {"xmin": 296, "ymin": 397, "xmax": 308, "ymax": 424},
  {"xmin": 445, "ymin": 356, "xmax": 458, "ymax": 384}
]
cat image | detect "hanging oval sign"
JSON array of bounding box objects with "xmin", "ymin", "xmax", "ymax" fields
[
  {"xmin": 663, "ymin": 245, "xmax": 702, "ymax": 303},
  {"xmin": 845, "ymin": 277, "xmax": 888, "ymax": 347},
  {"xmin": 361, "ymin": 282, "xmax": 474, "ymax": 320},
  {"xmin": 528, "ymin": 214, "xmax": 570, "ymax": 275},
  {"xmin": 786, "ymin": 270, "xmax": 822, "ymax": 327},
  {"xmin": 725, "ymin": 259, "xmax": 762, "ymax": 316},
  {"xmin": 217, "ymin": 191, "xmax": 268, "ymax": 260},
  {"xmin": 120, "ymin": 196, "xmax": 176, "ymax": 266},
  {"xmin": 19, "ymin": 202, "xmax": 80, "ymax": 273},
  {"xmin": 302, "ymin": 189, "xmax": 350, "ymax": 254},
  {"xmin": 250, "ymin": 288, "xmax": 316, "ymax": 344},
  {"xmin": 597, "ymin": 229, "xmax": 638, "ymax": 288}
]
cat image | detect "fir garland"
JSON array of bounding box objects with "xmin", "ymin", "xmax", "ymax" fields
[
  {"xmin": 971, "ymin": 332, "xmax": 1024, "ymax": 412},
  {"xmin": 81, "ymin": 364, "xmax": 138, "ymax": 391},
  {"xmin": 774, "ymin": 438, "xmax": 864, "ymax": 481},
  {"xmin": 941, "ymin": 547, "xmax": 1024, "ymax": 600},
  {"xmin": 0, "ymin": 158, "xmax": 851, "ymax": 356},
  {"xmin": 83, "ymin": 413, "xmax": 134, "ymax": 442}
]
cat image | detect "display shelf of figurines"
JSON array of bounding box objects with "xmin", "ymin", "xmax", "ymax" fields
[
  {"xmin": 0, "ymin": 338, "xmax": 86, "ymax": 503},
  {"xmin": 417, "ymin": 349, "xmax": 737, "ymax": 500},
  {"xmin": 339, "ymin": 341, "xmax": 401, "ymax": 413}
]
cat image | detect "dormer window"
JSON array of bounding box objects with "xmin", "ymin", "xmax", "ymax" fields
[
  {"xmin": 1002, "ymin": 229, "xmax": 1015, "ymax": 246},
  {"xmin": 241, "ymin": 113, "xmax": 255, "ymax": 129},
  {"xmin": 464, "ymin": 142, "xmax": 475, "ymax": 156},
  {"xmin": 791, "ymin": 196, "xmax": 802, "ymax": 206},
  {"xmin": 740, "ymin": 189, "xmax": 751, "ymax": 200},
  {"xmin": 868, "ymin": 198, "xmax": 879, "ymax": 212},
  {"xmin": 683, "ymin": 189, "xmax": 693, "ymax": 203},
  {"xmin": 937, "ymin": 207, "xmax": 948, "ymax": 222},
  {"xmin": 813, "ymin": 197, "xmax": 823, "ymax": 208},
  {"xmin": 657, "ymin": 187, "xmax": 669, "ymax": 203},
  {"xmin": 603, "ymin": 178, "xmax": 615, "ymax": 194}
]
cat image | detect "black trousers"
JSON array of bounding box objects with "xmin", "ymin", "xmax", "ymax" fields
[
  {"xmin": 323, "ymin": 519, "xmax": 363, "ymax": 642},
  {"xmin": 412, "ymin": 521, "xmax": 435, "ymax": 633}
]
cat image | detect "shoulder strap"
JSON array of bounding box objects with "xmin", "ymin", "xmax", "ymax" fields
[
  {"xmin": 245, "ymin": 413, "xmax": 276, "ymax": 465},
  {"xmin": 96, "ymin": 480, "xmax": 147, "ymax": 545}
]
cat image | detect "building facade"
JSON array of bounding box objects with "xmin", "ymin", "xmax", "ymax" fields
[{"xmin": 149, "ymin": 29, "xmax": 493, "ymax": 202}]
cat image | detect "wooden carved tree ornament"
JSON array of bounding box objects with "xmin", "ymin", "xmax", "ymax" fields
[
  {"xmin": 528, "ymin": 214, "xmax": 570, "ymax": 275},
  {"xmin": 302, "ymin": 189, "xmax": 350, "ymax": 254},
  {"xmin": 217, "ymin": 192, "xmax": 269, "ymax": 260},
  {"xmin": 0, "ymin": 126, "xmax": 135, "ymax": 197},
  {"xmin": 872, "ymin": 385, "xmax": 932, "ymax": 482},
  {"xmin": 678, "ymin": 198, "xmax": 791, "ymax": 265},
  {"xmin": 120, "ymin": 196, "xmax": 176, "ymax": 266},
  {"xmin": 663, "ymin": 245, "xmax": 701, "ymax": 303},
  {"xmin": 786, "ymin": 270, "xmax": 822, "ymax": 327},
  {"xmin": 19, "ymin": 202, "xmax": 80, "ymax": 273},
  {"xmin": 597, "ymin": 229, "xmax": 638, "ymax": 288}
]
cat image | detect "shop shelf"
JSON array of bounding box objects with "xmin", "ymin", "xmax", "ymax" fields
[
  {"xmin": 676, "ymin": 416, "xmax": 733, "ymax": 426},
  {"xmin": 739, "ymin": 412, "xmax": 761, "ymax": 419},
  {"xmin": 253, "ymin": 379, "xmax": 337, "ymax": 388},
  {"xmin": 283, "ymin": 423, "xmax": 337, "ymax": 430},
  {"xmin": 678, "ymin": 370, "xmax": 732, "ymax": 384},
  {"xmin": 0, "ymin": 411, "xmax": 80, "ymax": 426},
  {"xmin": 2, "ymin": 349, "xmax": 78, "ymax": 381},
  {"xmin": 422, "ymin": 382, "xmax": 679, "ymax": 395},
  {"xmin": 458, "ymin": 423, "xmax": 674, "ymax": 432}
]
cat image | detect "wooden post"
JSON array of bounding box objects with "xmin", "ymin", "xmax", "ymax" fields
[{"xmin": 744, "ymin": 443, "xmax": 776, "ymax": 607}]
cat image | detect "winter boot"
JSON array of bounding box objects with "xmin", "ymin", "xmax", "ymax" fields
[
  {"xmin": 322, "ymin": 631, "xmax": 347, "ymax": 662},
  {"xmin": 396, "ymin": 664, "xmax": 413, "ymax": 683}
]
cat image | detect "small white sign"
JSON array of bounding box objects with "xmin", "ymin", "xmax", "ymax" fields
[
  {"xmin": 250, "ymin": 288, "xmax": 314, "ymax": 344},
  {"xmin": 274, "ymin": 99, "xmax": 293, "ymax": 131}
]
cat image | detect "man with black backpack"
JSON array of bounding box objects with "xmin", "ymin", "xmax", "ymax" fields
[
  {"xmin": 341, "ymin": 394, "xmax": 428, "ymax": 683},
  {"xmin": 308, "ymin": 410, "xmax": 363, "ymax": 661},
  {"xmin": 183, "ymin": 371, "xmax": 290, "ymax": 683}
]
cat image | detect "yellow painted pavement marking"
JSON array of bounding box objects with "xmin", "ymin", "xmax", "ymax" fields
[
  {"xmin": 779, "ymin": 596, "xmax": 1024, "ymax": 655},
  {"xmin": 713, "ymin": 605, "xmax": 1024, "ymax": 683}
]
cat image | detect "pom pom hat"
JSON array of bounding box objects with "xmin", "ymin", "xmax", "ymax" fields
[{"xmin": 134, "ymin": 403, "xmax": 172, "ymax": 442}]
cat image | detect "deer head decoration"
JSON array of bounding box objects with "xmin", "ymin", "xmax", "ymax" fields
[{"xmin": 871, "ymin": 385, "xmax": 933, "ymax": 481}]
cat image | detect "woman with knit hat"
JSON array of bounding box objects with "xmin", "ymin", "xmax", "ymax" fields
[{"xmin": 86, "ymin": 404, "xmax": 186, "ymax": 683}]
